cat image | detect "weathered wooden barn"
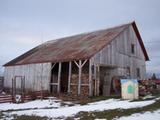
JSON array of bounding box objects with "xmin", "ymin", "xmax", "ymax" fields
[{"xmin": 3, "ymin": 22, "xmax": 149, "ymax": 96}]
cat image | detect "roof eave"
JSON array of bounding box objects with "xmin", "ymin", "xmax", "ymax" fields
[{"xmin": 131, "ymin": 21, "xmax": 149, "ymax": 61}]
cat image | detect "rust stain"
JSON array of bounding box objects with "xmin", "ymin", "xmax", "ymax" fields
[{"xmin": 4, "ymin": 22, "xmax": 149, "ymax": 66}]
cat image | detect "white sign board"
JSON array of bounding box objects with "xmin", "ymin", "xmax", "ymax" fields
[{"xmin": 121, "ymin": 79, "xmax": 139, "ymax": 100}]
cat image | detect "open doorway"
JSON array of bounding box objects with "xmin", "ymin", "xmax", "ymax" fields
[
  {"xmin": 50, "ymin": 63, "xmax": 59, "ymax": 94},
  {"xmin": 99, "ymin": 66, "xmax": 113, "ymax": 96},
  {"xmin": 60, "ymin": 62, "xmax": 69, "ymax": 93},
  {"xmin": 50, "ymin": 62, "xmax": 69, "ymax": 94}
]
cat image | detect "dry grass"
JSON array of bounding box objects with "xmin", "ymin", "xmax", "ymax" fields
[{"xmin": 68, "ymin": 98, "xmax": 160, "ymax": 120}]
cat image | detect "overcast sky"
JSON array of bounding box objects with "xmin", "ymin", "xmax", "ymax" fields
[{"xmin": 0, "ymin": 0, "xmax": 160, "ymax": 76}]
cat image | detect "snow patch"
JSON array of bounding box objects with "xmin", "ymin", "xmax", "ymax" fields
[
  {"xmin": 0, "ymin": 98, "xmax": 62, "ymax": 111},
  {"xmin": 3, "ymin": 99, "xmax": 155, "ymax": 118},
  {"xmin": 117, "ymin": 109, "xmax": 160, "ymax": 120}
]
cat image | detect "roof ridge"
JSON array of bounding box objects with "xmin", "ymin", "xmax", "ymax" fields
[{"xmin": 45, "ymin": 21, "xmax": 133, "ymax": 44}]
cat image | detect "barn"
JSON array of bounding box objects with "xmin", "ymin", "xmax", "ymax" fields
[{"xmin": 3, "ymin": 22, "xmax": 149, "ymax": 97}]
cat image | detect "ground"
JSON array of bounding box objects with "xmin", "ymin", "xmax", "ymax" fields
[{"xmin": 0, "ymin": 95, "xmax": 160, "ymax": 120}]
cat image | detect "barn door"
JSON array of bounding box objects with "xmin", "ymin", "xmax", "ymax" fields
[
  {"xmin": 99, "ymin": 66, "xmax": 113, "ymax": 96},
  {"xmin": 12, "ymin": 76, "xmax": 25, "ymax": 102}
]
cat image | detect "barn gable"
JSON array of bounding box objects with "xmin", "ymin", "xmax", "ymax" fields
[{"xmin": 92, "ymin": 24, "xmax": 147, "ymax": 79}]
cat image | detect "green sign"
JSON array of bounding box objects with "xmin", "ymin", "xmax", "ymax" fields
[{"xmin": 127, "ymin": 85, "xmax": 134, "ymax": 93}]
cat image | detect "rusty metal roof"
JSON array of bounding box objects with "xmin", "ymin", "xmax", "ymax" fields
[{"xmin": 4, "ymin": 22, "xmax": 149, "ymax": 66}]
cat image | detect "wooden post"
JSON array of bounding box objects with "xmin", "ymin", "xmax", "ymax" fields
[
  {"xmin": 78, "ymin": 60, "xmax": 82, "ymax": 95},
  {"xmin": 22, "ymin": 76, "xmax": 25, "ymax": 102},
  {"xmin": 57, "ymin": 62, "xmax": 62, "ymax": 93},
  {"xmin": 12, "ymin": 77, "xmax": 16, "ymax": 102},
  {"xmin": 89, "ymin": 59, "xmax": 92, "ymax": 96},
  {"xmin": 50, "ymin": 63, "xmax": 56, "ymax": 94},
  {"xmin": 21, "ymin": 77, "xmax": 23, "ymax": 102},
  {"xmin": 12, "ymin": 78, "xmax": 14, "ymax": 102},
  {"xmin": 14, "ymin": 77, "xmax": 16, "ymax": 97},
  {"xmin": 68, "ymin": 61, "xmax": 72, "ymax": 94},
  {"xmin": 74, "ymin": 60, "xmax": 87, "ymax": 96},
  {"xmin": 94, "ymin": 64, "xmax": 97, "ymax": 94},
  {"xmin": 95, "ymin": 76, "xmax": 97, "ymax": 95},
  {"xmin": 97, "ymin": 65, "xmax": 100, "ymax": 96}
]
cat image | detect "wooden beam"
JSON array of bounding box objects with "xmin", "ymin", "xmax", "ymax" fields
[
  {"xmin": 94, "ymin": 66, "xmax": 98, "ymax": 96},
  {"xmin": 89, "ymin": 59, "xmax": 92, "ymax": 96},
  {"xmin": 74, "ymin": 60, "xmax": 87, "ymax": 68},
  {"xmin": 21, "ymin": 77, "xmax": 23, "ymax": 102},
  {"xmin": 57, "ymin": 62, "xmax": 61, "ymax": 93},
  {"xmin": 74, "ymin": 61, "xmax": 79, "ymax": 67},
  {"xmin": 51, "ymin": 63, "xmax": 56, "ymax": 70},
  {"xmin": 68, "ymin": 61, "xmax": 72, "ymax": 94},
  {"xmin": 94, "ymin": 64, "xmax": 97, "ymax": 80},
  {"xmin": 97, "ymin": 65, "xmax": 100, "ymax": 96},
  {"xmin": 12, "ymin": 78, "xmax": 14, "ymax": 102},
  {"xmin": 70, "ymin": 84, "xmax": 92, "ymax": 86},
  {"xmin": 70, "ymin": 83, "xmax": 78, "ymax": 86},
  {"xmin": 93, "ymin": 64, "xmax": 97, "ymax": 95},
  {"xmin": 50, "ymin": 83, "xmax": 58, "ymax": 85},
  {"xmin": 81, "ymin": 84, "xmax": 90, "ymax": 86},
  {"xmin": 81, "ymin": 60, "xmax": 88, "ymax": 68},
  {"xmin": 95, "ymin": 75, "xmax": 97, "ymax": 95},
  {"xmin": 74, "ymin": 59, "xmax": 88, "ymax": 96},
  {"xmin": 78, "ymin": 60, "xmax": 82, "ymax": 95}
]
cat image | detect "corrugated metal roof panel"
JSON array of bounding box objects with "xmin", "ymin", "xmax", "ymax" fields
[{"xmin": 4, "ymin": 22, "xmax": 149, "ymax": 66}]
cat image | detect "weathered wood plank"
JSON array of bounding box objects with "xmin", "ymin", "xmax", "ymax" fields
[
  {"xmin": 78, "ymin": 60, "xmax": 82, "ymax": 95},
  {"xmin": 97, "ymin": 65, "xmax": 100, "ymax": 95},
  {"xmin": 89, "ymin": 59, "xmax": 92, "ymax": 96},
  {"xmin": 68, "ymin": 61, "xmax": 72, "ymax": 94},
  {"xmin": 57, "ymin": 62, "xmax": 62, "ymax": 93},
  {"xmin": 50, "ymin": 83, "xmax": 58, "ymax": 85}
]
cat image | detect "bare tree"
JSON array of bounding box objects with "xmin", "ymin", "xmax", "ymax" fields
[{"xmin": 151, "ymin": 73, "xmax": 157, "ymax": 80}]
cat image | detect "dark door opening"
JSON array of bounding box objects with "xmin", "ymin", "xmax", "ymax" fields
[
  {"xmin": 50, "ymin": 63, "xmax": 59, "ymax": 94},
  {"xmin": 99, "ymin": 67, "xmax": 112, "ymax": 96},
  {"xmin": 60, "ymin": 62, "xmax": 69, "ymax": 93},
  {"xmin": 50, "ymin": 62, "xmax": 69, "ymax": 94}
]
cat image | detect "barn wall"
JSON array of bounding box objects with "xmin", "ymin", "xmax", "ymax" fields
[
  {"xmin": 4, "ymin": 63, "xmax": 51, "ymax": 92},
  {"xmin": 92, "ymin": 25, "xmax": 146, "ymax": 79}
]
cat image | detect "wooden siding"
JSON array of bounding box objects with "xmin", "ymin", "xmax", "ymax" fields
[
  {"xmin": 92, "ymin": 25, "xmax": 146, "ymax": 79},
  {"xmin": 4, "ymin": 63, "xmax": 51, "ymax": 91},
  {"xmin": 0, "ymin": 76, "xmax": 4, "ymax": 91}
]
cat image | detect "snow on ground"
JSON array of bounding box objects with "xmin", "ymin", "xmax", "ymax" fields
[
  {"xmin": 142, "ymin": 94, "xmax": 156, "ymax": 100},
  {"xmin": 0, "ymin": 97, "xmax": 73, "ymax": 111},
  {"xmin": 2, "ymin": 98, "xmax": 155, "ymax": 118},
  {"xmin": 117, "ymin": 109, "xmax": 160, "ymax": 120}
]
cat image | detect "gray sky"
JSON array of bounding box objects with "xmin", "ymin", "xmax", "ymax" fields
[{"xmin": 0, "ymin": 0, "xmax": 160, "ymax": 76}]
